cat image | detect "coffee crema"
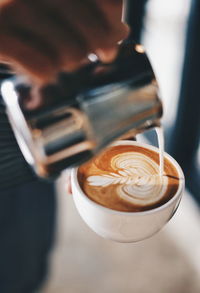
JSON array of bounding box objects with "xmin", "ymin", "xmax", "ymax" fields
[{"xmin": 78, "ymin": 145, "xmax": 179, "ymax": 212}]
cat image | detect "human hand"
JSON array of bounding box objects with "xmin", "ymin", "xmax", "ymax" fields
[
  {"xmin": 65, "ymin": 172, "xmax": 72, "ymax": 195},
  {"xmin": 0, "ymin": 0, "xmax": 129, "ymax": 84}
]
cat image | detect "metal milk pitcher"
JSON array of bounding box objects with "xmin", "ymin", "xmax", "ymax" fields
[{"xmin": 1, "ymin": 41, "xmax": 162, "ymax": 179}]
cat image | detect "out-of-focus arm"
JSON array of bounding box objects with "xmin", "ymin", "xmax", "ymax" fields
[{"xmin": 0, "ymin": 68, "xmax": 37, "ymax": 191}]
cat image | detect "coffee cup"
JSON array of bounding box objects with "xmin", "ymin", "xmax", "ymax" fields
[{"xmin": 71, "ymin": 140, "xmax": 184, "ymax": 242}]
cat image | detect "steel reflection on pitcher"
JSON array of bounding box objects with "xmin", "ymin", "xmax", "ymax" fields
[{"xmin": 1, "ymin": 41, "xmax": 162, "ymax": 179}]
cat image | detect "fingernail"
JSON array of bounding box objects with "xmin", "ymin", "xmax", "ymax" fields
[{"xmin": 96, "ymin": 47, "xmax": 118, "ymax": 63}]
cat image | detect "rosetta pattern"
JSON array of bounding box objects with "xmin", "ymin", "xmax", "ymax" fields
[{"xmin": 87, "ymin": 152, "xmax": 168, "ymax": 206}]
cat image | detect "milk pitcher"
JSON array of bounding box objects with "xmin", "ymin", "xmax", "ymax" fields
[{"xmin": 1, "ymin": 41, "xmax": 162, "ymax": 179}]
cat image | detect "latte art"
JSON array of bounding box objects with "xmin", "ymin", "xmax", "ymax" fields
[
  {"xmin": 78, "ymin": 144, "xmax": 179, "ymax": 212},
  {"xmin": 87, "ymin": 152, "xmax": 168, "ymax": 206}
]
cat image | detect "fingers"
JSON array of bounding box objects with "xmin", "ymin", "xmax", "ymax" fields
[
  {"xmin": 94, "ymin": 0, "xmax": 129, "ymax": 62},
  {"xmin": 0, "ymin": 31, "xmax": 58, "ymax": 84},
  {"xmin": 19, "ymin": 0, "xmax": 89, "ymax": 70},
  {"xmin": 65, "ymin": 171, "xmax": 72, "ymax": 195},
  {"xmin": 0, "ymin": 1, "xmax": 56, "ymax": 82},
  {"xmin": 0, "ymin": 0, "xmax": 128, "ymax": 82},
  {"xmin": 95, "ymin": 0, "xmax": 129, "ymax": 42},
  {"xmin": 41, "ymin": 0, "xmax": 110, "ymax": 50},
  {"xmin": 0, "ymin": 0, "xmax": 87, "ymax": 82},
  {"xmin": 41, "ymin": 0, "xmax": 128, "ymax": 62}
]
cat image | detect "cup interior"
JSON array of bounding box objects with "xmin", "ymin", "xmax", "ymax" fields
[{"xmin": 72, "ymin": 140, "xmax": 185, "ymax": 215}]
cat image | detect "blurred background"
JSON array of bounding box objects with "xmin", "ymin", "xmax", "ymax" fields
[{"xmin": 42, "ymin": 0, "xmax": 200, "ymax": 292}]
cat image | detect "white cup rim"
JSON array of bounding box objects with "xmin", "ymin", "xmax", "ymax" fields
[{"xmin": 71, "ymin": 140, "xmax": 185, "ymax": 216}]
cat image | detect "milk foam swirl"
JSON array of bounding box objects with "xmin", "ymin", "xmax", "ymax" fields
[{"xmin": 87, "ymin": 152, "xmax": 168, "ymax": 206}]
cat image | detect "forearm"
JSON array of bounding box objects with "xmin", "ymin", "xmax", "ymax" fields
[{"xmin": 0, "ymin": 89, "xmax": 37, "ymax": 191}]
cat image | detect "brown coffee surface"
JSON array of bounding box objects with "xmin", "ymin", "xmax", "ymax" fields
[{"xmin": 78, "ymin": 145, "xmax": 179, "ymax": 212}]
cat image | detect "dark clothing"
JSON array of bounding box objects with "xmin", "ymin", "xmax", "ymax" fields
[
  {"xmin": 0, "ymin": 73, "xmax": 56, "ymax": 292},
  {"xmin": 0, "ymin": 100, "xmax": 38, "ymax": 190},
  {"xmin": 0, "ymin": 180, "xmax": 56, "ymax": 293}
]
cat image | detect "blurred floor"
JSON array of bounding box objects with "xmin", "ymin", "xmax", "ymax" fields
[{"xmin": 43, "ymin": 0, "xmax": 200, "ymax": 292}]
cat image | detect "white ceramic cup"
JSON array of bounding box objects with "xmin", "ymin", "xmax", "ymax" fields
[{"xmin": 71, "ymin": 140, "xmax": 185, "ymax": 243}]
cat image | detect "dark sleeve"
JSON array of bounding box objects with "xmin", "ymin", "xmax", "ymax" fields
[{"xmin": 0, "ymin": 85, "xmax": 37, "ymax": 191}]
